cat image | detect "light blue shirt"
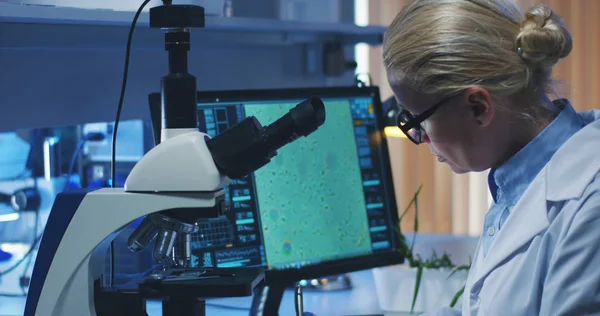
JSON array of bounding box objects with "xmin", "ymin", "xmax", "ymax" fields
[{"xmin": 483, "ymin": 99, "xmax": 585, "ymax": 256}]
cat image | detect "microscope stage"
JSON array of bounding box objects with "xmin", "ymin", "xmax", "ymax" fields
[{"xmin": 137, "ymin": 267, "xmax": 265, "ymax": 299}]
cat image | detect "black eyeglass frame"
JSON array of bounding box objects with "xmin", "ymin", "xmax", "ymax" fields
[{"xmin": 395, "ymin": 94, "xmax": 457, "ymax": 144}]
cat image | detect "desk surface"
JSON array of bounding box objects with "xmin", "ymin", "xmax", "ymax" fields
[{"xmin": 0, "ymin": 269, "xmax": 413, "ymax": 316}]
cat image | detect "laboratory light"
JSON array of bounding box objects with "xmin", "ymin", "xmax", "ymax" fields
[{"xmin": 0, "ymin": 212, "xmax": 19, "ymax": 222}]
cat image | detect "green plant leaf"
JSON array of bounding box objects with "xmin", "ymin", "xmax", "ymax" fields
[
  {"xmin": 446, "ymin": 264, "xmax": 471, "ymax": 280},
  {"xmin": 449, "ymin": 285, "xmax": 465, "ymax": 308},
  {"xmin": 413, "ymin": 194, "xmax": 420, "ymax": 233},
  {"xmin": 411, "ymin": 265, "xmax": 423, "ymax": 314},
  {"xmin": 393, "ymin": 183, "xmax": 469, "ymax": 313},
  {"xmin": 399, "ymin": 194, "xmax": 416, "ymax": 222},
  {"xmin": 392, "ymin": 223, "xmax": 402, "ymax": 235},
  {"xmin": 409, "ymin": 184, "xmax": 423, "ymax": 255},
  {"xmin": 440, "ymin": 253, "xmax": 454, "ymax": 268}
]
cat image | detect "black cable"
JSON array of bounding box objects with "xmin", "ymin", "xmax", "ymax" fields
[
  {"xmin": 108, "ymin": 0, "xmax": 153, "ymax": 289},
  {"xmin": 111, "ymin": 0, "xmax": 152, "ymax": 189}
]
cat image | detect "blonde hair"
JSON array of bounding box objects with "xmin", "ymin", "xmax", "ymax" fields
[{"xmin": 383, "ymin": 0, "xmax": 572, "ymax": 115}]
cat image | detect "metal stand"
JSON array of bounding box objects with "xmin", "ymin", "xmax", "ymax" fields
[
  {"xmin": 94, "ymin": 279, "xmax": 148, "ymax": 316},
  {"xmin": 249, "ymin": 282, "xmax": 288, "ymax": 316}
]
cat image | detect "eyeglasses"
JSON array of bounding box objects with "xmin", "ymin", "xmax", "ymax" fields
[{"xmin": 396, "ymin": 95, "xmax": 456, "ymax": 145}]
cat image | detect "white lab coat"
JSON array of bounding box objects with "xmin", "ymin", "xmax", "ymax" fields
[{"xmin": 430, "ymin": 109, "xmax": 600, "ymax": 316}]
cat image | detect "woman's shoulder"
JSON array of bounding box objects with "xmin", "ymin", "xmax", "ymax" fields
[{"xmin": 544, "ymin": 116, "xmax": 600, "ymax": 202}]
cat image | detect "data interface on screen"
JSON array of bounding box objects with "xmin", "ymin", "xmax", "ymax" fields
[{"xmin": 191, "ymin": 93, "xmax": 396, "ymax": 271}]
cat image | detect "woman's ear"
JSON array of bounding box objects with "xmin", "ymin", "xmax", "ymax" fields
[{"xmin": 463, "ymin": 87, "xmax": 495, "ymax": 127}]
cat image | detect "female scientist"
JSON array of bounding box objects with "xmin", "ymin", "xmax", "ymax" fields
[{"xmin": 383, "ymin": 0, "xmax": 600, "ymax": 315}]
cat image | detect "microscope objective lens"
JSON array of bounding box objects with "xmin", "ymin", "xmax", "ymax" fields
[
  {"xmin": 127, "ymin": 217, "xmax": 159, "ymax": 252},
  {"xmin": 153, "ymin": 229, "xmax": 178, "ymax": 263}
]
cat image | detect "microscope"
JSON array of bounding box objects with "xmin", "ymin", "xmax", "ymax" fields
[{"xmin": 24, "ymin": 2, "xmax": 326, "ymax": 316}]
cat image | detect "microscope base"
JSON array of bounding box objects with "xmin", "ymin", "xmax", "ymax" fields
[{"xmin": 95, "ymin": 267, "xmax": 265, "ymax": 316}]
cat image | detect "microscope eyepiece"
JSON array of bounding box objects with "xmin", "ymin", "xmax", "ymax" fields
[
  {"xmin": 262, "ymin": 97, "xmax": 325, "ymax": 151},
  {"xmin": 207, "ymin": 97, "xmax": 326, "ymax": 179}
]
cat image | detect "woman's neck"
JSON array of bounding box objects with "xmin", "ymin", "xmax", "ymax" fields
[{"xmin": 491, "ymin": 102, "xmax": 558, "ymax": 169}]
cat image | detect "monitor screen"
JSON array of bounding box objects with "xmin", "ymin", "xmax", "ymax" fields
[{"xmin": 183, "ymin": 86, "xmax": 401, "ymax": 276}]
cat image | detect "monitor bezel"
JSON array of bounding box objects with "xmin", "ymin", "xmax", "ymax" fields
[{"xmin": 149, "ymin": 86, "xmax": 404, "ymax": 283}]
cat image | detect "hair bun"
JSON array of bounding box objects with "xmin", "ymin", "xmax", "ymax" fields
[{"xmin": 515, "ymin": 4, "xmax": 572, "ymax": 67}]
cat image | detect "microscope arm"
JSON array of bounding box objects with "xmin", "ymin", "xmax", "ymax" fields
[{"xmin": 125, "ymin": 129, "xmax": 229, "ymax": 193}]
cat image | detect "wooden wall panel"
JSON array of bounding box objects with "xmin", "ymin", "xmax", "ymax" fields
[
  {"xmin": 433, "ymin": 161, "xmax": 453, "ymax": 233},
  {"xmin": 387, "ymin": 137, "xmax": 418, "ymax": 233},
  {"xmin": 593, "ymin": 0, "xmax": 600, "ymax": 102},
  {"xmin": 417, "ymin": 145, "xmax": 436, "ymax": 233},
  {"xmin": 451, "ymin": 174, "xmax": 471, "ymax": 235}
]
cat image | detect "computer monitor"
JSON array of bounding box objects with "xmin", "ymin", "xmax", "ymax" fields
[{"xmin": 148, "ymin": 86, "xmax": 403, "ymax": 282}]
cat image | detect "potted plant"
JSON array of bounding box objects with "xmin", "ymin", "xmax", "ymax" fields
[{"xmin": 373, "ymin": 185, "xmax": 471, "ymax": 314}]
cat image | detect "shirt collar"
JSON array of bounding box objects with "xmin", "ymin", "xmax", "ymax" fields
[{"xmin": 488, "ymin": 99, "xmax": 584, "ymax": 205}]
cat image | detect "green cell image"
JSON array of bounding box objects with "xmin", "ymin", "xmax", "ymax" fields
[{"xmin": 244, "ymin": 100, "xmax": 372, "ymax": 269}]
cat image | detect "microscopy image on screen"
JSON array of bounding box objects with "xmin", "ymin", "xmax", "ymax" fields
[{"xmin": 245, "ymin": 100, "xmax": 372, "ymax": 269}]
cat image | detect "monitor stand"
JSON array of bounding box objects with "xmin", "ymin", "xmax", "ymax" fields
[
  {"xmin": 248, "ymin": 278, "xmax": 385, "ymax": 316},
  {"xmin": 249, "ymin": 281, "xmax": 287, "ymax": 316},
  {"xmin": 248, "ymin": 275, "xmax": 356, "ymax": 316}
]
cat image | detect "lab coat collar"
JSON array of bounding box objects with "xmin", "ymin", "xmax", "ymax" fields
[
  {"xmin": 546, "ymin": 110, "xmax": 600, "ymax": 201},
  {"xmin": 488, "ymin": 99, "xmax": 583, "ymax": 206},
  {"xmin": 470, "ymin": 107, "xmax": 600, "ymax": 289}
]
